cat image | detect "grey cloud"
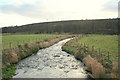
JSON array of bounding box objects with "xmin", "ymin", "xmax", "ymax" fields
[
  {"xmin": 0, "ymin": 3, "xmax": 64, "ymax": 20},
  {"xmin": 103, "ymin": 0, "xmax": 119, "ymax": 12},
  {"xmin": 0, "ymin": 3, "xmax": 47, "ymax": 19},
  {"xmin": 118, "ymin": 1, "xmax": 120, "ymax": 18}
]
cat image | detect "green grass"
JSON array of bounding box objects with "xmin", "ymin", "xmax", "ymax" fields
[
  {"xmin": 63, "ymin": 35, "xmax": 118, "ymax": 61},
  {"xmin": 62, "ymin": 35, "xmax": 118, "ymax": 78},
  {"xmin": 2, "ymin": 34, "xmax": 65, "ymax": 79},
  {"xmin": 78, "ymin": 35, "xmax": 118, "ymax": 61},
  {"xmin": 2, "ymin": 34, "xmax": 59, "ymax": 49},
  {"xmin": 2, "ymin": 66, "xmax": 16, "ymax": 79}
]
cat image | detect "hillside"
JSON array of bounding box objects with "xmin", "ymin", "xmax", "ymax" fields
[{"xmin": 2, "ymin": 18, "xmax": 118, "ymax": 34}]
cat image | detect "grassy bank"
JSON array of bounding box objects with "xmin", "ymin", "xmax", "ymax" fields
[
  {"xmin": 2, "ymin": 34, "xmax": 59, "ymax": 49},
  {"xmin": 78, "ymin": 35, "xmax": 118, "ymax": 61},
  {"xmin": 2, "ymin": 34, "xmax": 72, "ymax": 79},
  {"xmin": 62, "ymin": 35, "xmax": 119, "ymax": 78}
]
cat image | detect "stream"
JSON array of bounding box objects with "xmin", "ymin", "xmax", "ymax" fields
[{"xmin": 13, "ymin": 38, "xmax": 88, "ymax": 78}]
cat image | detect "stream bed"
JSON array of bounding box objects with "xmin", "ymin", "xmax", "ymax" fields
[{"xmin": 13, "ymin": 38, "xmax": 88, "ymax": 78}]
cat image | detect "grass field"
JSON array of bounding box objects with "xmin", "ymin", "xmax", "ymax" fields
[
  {"xmin": 78, "ymin": 35, "xmax": 118, "ymax": 61},
  {"xmin": 64, "ymin": 35, "xmax": 118, "ymax": 61},
  {"xmin": 2, "ymin": 34, "xmax": 59, "ymax": 49},
  {"xmin": 2, "ymin": 34, "xmax": 70, "ymax": 79},
  {"xmin": 62, "ymin": 35, "xmax": 118, "ymax": 78}
]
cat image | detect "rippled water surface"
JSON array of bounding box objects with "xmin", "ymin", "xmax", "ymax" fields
[{"xmin": 13, "ymin": 38, "xmax": 87, "ymax": 78}]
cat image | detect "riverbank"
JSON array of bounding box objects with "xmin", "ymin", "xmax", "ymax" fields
[
  {"xmin": 62, "ymin": 35, "xmax": 119, "ymax": 78},
  {"xmin": 13, "ymin": 38, "xmax": 87, "ymax": 78},
  {"xmin": 2, "ymin": 34, "xmax": 72, "ymax": 79}
]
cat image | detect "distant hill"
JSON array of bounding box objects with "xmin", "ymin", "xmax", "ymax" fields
[{"xmin": 2, "ymin": 18, "xmax": 119, "ymax": 34}]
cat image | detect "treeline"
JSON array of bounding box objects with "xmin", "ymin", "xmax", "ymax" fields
[{"xmin": 2, "ymin": 18, "xmax": 119, "ymax": 34}]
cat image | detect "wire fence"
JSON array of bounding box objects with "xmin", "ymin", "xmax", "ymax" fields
[
  {"xmin": 72, "ymin": 34, "xmax": 113, "ymax": 64},
  {"xmin": 80, "ymin": 42, "xmax": 112, "ymax": 63}
]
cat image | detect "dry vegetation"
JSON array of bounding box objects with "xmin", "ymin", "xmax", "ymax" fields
[
  {"xmin": 62, "ymin": 35, "xmax": 119, "ymax": 78},
  {"xmin": 83, "ymin": 55, "xmax": 105, "ymax": 78},
  {"xmin": 2, "ymin": 34, "xmax": 72, "ymax": 79}
]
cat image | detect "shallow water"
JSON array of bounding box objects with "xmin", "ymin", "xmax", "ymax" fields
[{"xmin": 13, "ymin": 38, "xmax": 87, "ymax": 78}]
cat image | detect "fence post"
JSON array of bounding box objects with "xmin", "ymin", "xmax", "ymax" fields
[
  {"xmin": 92, "ymin": 45, "xmax": 94, "ymax": 52},
  {"xmin": 108, "ymin": 51, "xmax": 109, "ymax": 60},
  {"xmin": 84, "ymin": 43, "xmax": 85, "ymax": 47},
  {"xmin": 92, "ymin": 45, "xmax": 94, "ymax": 56},
  {"xmin": 101, "ymin": 53, "xmax": 102, "ymax": 57},
  {"xmin": 98, "ymin": 48, "xmax": 100, "ymax": 56},
  {"xmin": 9, "ymin": 42, "xmax": 11, "ymax": 48},
  {"xmin": 88, "ymin": 44, "xmax": 90, "ymax": 51}
]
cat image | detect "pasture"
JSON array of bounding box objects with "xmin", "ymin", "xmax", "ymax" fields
[
  {"xmin": 62, "ymin": 35, "xmax": 118, "ymax": 78},
  {"xmin": 78, "ymin": 35, "xmax": 118, "ymax": 61},
  {"xmin": 2, "ymin": 34, "xmax": 59, "ymax": 49}
]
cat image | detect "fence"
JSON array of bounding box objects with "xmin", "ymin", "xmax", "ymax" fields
[{"xmin": 80, "ymin": 42, "xmax": 112, "ymax": 63}]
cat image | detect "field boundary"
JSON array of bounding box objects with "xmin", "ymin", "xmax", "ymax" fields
[
  {"xmin": 2, "ymin": 35, "xmax": 72, "ymax": 79},
  {"xmin": 62, "ymin": 35, "xmax": 119, "ymax": 78}
]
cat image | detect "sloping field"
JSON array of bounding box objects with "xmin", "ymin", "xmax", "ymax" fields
[{"xmin": 2, "ymin": 34, "xmax": 59, "ymax": 49}]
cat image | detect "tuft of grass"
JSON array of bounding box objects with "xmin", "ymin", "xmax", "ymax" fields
[
  {"xmin": 83, "ymin": 55, "xmax": 106, "ymax": 78},
  {"xmin": 2, "ymin": 66, "xmax": 16, "ymax": 79}
]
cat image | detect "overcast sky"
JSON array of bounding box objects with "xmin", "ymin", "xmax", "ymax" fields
[{"xmin": 0, "ymin": 0, "xmax": 119, "ymax": 27}]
